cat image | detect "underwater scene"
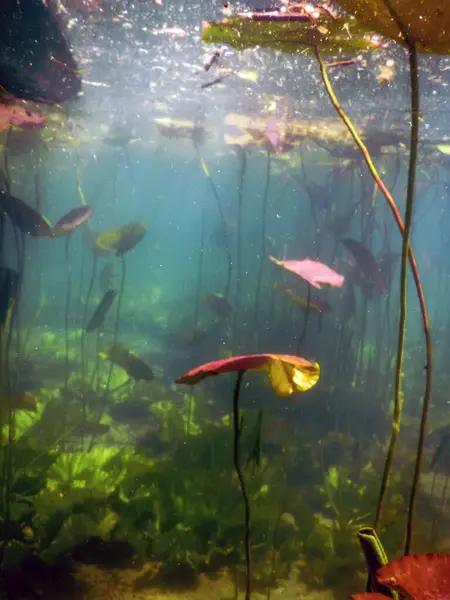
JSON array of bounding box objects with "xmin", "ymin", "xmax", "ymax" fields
[{"xmin": 1, "ymin": 0, "xmax": 450, "ymax": 598}]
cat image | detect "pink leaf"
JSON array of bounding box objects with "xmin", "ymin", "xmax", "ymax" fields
[
  {"xmin": 270, "ymin": 256, "xmax": 345, "ymax": 289},
  {"xmin": 0, "ymin": 104, "xmax": 45, "ymax": 131},
  {"xmin": 52, "ymin": 206, "xmax": 93, "ymax": 236}
]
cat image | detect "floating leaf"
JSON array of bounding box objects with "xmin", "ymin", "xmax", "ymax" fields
[
  {"xmin": 52, "ymin": 205, "xmax": 93, "ymax": 236},
  {"xmin": 202, "ymin": 9, "xmax": 380, "ymax": 55},
  {"xmin": 270, "ymin": 256, "xmax": 344, "ymax": 289},
  {"xmin": 175, "ymin": 353, "xmax": 320, "ymax": 396},
  {"xmin": 95, "ymin": 222, "xmax": 147, "ymax": 256},
  {"xmin": 337, "ymin": 0, "xmax": 450, "ymax": 54}
]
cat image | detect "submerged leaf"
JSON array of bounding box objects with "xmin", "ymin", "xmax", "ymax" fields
[
  {"xmin": 175, "ymin": 353, "xmax": 320, "ymax": 396},
  {"xmin": 0, "ymin": 190, "xmax": 52, "ymax": 237},
  {"xmin": 95, "ymin": 222, "xmax": 147, "ymax": 256},
  {"xmin": 376, "ymin": 553, "xmax": 450, "ymax": 600},
  {"xmin": 270, "ymin": 256, "xmax": 344, "ymax": 289},
  {"xmin": 342, "ymin": 238, "xmax": 386, "ymax": 294},
  {"xmin": 86, "ymin": 289, "xmax": 117, "ymax": 333},
  {"xmin": 52, "ymin": 205, "xmax": 93, "ymax": 236},
  {"xmin": 437, "ymin": 144, "xmax": 450, "ymax": 156},
  {"xmin": 99, "ymin": 342, "xmax": 154, "ymax": 381}
]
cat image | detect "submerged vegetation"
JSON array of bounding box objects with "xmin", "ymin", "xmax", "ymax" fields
[{"xmin": 1, "ymin": 0, "xmax": 450, "ymax": 598}]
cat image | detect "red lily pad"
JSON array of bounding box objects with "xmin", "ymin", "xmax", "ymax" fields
[
  {"xmin": 175, "ymin": 353, "xmax": 320, "ymax": 396},
  {"xmin": 0, "ymin": 104, "xmax": 45, "ymax": 133},
  {"xmin": 52, "ymin": 206, "xmax": 93, "ymax": 236},
  {"xmin": 270, "ymin": 256, "xmax": 344, "ymax": 289},
  {"xmin": 376, "ymin": 553, "xmax": 450, "ymax": 600}
]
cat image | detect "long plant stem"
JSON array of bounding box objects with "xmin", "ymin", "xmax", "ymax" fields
[
  {"xmin": 194, "ymin": 200, "xmax": 206, "ymax": 328},
  {"xmin": 64, "ymin": 235, "xmax": 72, "ymax": 392},
  {"xmin": 296, "ymin": 284, "xmax": 311, "ymax": 353},
  {"xmin": 90, "ymin": 255, "xmax": 126, "ymax": 449},
  {"xmin": 233, "ymin": 149, "xmax": 247, "ymax": 352},
  {"xmin": 196, "ymin": 149, "xmax": 232, "ymax": 299},
  {"xmin": 314, "ymin": 46, "xmax": 431, "ymax": 547},
  {"xmin": 267, "ymin": 398, "xmax": 295, "ymax": 600},
  {"xmin": 381, "ymin": 0, "xmax": 426, "ymax": 553},
  {"xmin": 252, "ymin": 151, "xmax": 271, "ymax": 349},
  {"xmin": 232, "ymin": 371, "xmax": 251, "ymax": 600},
  {"xmin": 81, "ymin": 254, "xmax": 98, "ymax": 425}
]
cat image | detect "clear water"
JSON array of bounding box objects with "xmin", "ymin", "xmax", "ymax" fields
[{"xmin": 1, "ymin": 1, "xmax": 450, "ymax": 598}]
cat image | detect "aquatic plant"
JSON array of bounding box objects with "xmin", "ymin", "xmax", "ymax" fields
[
  {"xmin": 201, "ymin": 0, "xmax": 431, "ymax": 557},
  {"xmin": 337, "ymin": 0, "xmax": 450, "ymax": 55},
  {"xmin": 197, "ymin": 155, "xmax": 232, "ymax": 300},
  {"xmin": 352, "ymin": 552, "xmax": 450, "ymax": 600},
  {"xmin": 269, "ymin": 256, "xmax": 344, "ymax": 350},
  {"xmin": 201, "ymin": 5, "xmax": 379, "ymax": 55},
  {"xmin": 176, "ymin": 353, "xmax": 320, "ymax": 599}
]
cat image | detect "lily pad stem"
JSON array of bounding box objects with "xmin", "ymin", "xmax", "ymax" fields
[
  {"xmin": 313, "ymin": 46, "xmax": 431, "ymax": 549},
  {"xmin": 233, "ymin": 370, "xmax": 251, "ymax": 600}
]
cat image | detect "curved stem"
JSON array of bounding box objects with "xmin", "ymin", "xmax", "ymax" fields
[
  {"xmin": 393, "ymin": 41, "xmax": 424, "ymax": 558},
  {"xmin": 233, "ymin": 149, "xmax": 247, "ymax": 352},
  {"xmin": 252, "ymin": 151, "xmax": 271, "ymax": 347},
  {"xmin": 64, "ymin": 235, "xmax": 72, "ymax": 392},
  {"xmin": 314, "ymin": 47, "xmax": 432, "ymax": 543},
  {"xmin": 296, "ymin": 284, "xmax": 311, "ymax": 353},
  {"xmin": 232, "ymin": 371, "xmax": 251, "ymax": 600},
  {"xmin": 194, "ymin": 202, "xmax": 206, "ymax": 328},
  {"xmin": 196, "ymin": 148, "xmax": 232, "ymax": 300},
  {"xmin": 81, "ymin": 254, "xmax": 98, "ymax": 423},
  {"xmin": 89, "ymin": 255, "xmax": 126, "ymax": 450}
]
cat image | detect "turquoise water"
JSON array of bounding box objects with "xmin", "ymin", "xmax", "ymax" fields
[{"xmin": 1, "ymin": 1, "xmax": 450, "ymax": 598}]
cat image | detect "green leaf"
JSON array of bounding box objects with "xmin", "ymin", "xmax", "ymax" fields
[
  {"xmin": 202, "ymin": 15, "xmax": 379, "ymax": 55},
  {"xmin": 327, "ymin": 466, "xmax": 340, "ymax": 490}
]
